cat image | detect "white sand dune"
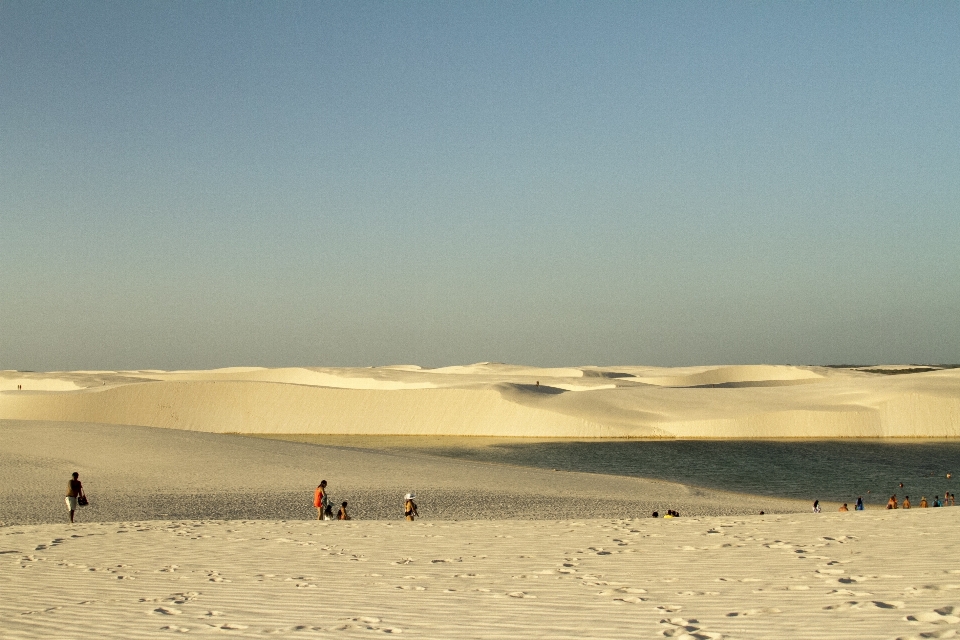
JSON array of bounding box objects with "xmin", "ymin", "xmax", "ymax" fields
[
  {"xmin": 2, "ymin": 364, "xmax": 959, "ymax": 437},
  {"xmin": 4, "ymin": 511, "xmax": 960, "ymax": 639}
]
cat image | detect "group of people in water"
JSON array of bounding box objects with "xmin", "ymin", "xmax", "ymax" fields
[
  {"xmin": 883, "ymin": 493, "xmax": 955, "ymax": 509},
  {"xmin": 816, "ymin": 488, "xmax": 957, "ymax": 513},
  {"xmin": 313, "ymin": 480, "xmax": 419, "ymax": 521}
]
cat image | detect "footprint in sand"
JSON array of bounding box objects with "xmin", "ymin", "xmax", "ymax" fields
[
  {"xmin": 152, "ymin": 607, "xmax": 183, "ymax": 615},
  {"xmin": 827, "ymin": 589, "xmax": 872, "ymax": 597},
  {"xmin": 659, "ymin": 617, "xmax": 722, "ymax": 639},
  {"xmin": 823, "ymin": 601, "xmax": 904, "ymax": 612},
  {"xmin": 726, "ymin": 608, "xmax": 782, "ymax": 617},
  {"xmin": 905, "ymin": 606, "xmax": 960, "ymax": 625},
  {"xmin": 207, "ymin": 623, "xmax": 248, "ymax": 631},
  {"xmin": 155, "ymin": 592, "xmax": 199, "ymax": 606},
  {"xmin": 656, "ymin": 604, "xmax": 683, "ymax": 613},
  {"xmin": 335, "ymin": 616, "xmax": 403, "ymax": 633}
]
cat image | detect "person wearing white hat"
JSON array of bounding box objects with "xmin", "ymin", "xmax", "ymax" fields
[{"xmin": 404, "ymin": 493, "xmax": 419, "ymax": 521}]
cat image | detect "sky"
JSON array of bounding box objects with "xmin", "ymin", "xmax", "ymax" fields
[{"xmin": 1, "ymin": 2, "xmax": 958, "ymax": 370}]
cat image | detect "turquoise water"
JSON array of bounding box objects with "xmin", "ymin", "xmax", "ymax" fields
[{"xmin": 413, "ymin": 439, "xmax": 960, "ymax": 507}]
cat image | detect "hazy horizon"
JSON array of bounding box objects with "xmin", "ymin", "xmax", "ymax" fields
[{"xmin": 2, "ymin": 2, "xmax": 958, "ymax": 371}]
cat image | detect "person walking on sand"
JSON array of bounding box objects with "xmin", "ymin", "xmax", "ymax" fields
[
  {"xmin": 65, "ymin": 472, "xmax": 85, "ymax": 523},
  {"xmin": 855, "ymin": 496, "xmax": 864, "ymax": 511},
  {"xmin": 903, "ymin": 496, "xmax": 911, "ymax": 509},
  {"xmin": 404, "ymin": 493, "xmax": 419, "ymax": 521},
  {"xmin": 813, "ymin": 500, "xmax": 821, "ymax": 513},
  {"xmin": 337, "ymin": 501, "xmax": 351, "ymax": 521},
  {"xmin": 314, "ymin": 480, "xmax": 328, "ymax": 520}
]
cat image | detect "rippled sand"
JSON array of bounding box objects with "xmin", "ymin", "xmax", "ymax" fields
[{"xmin": 4, "ymin": 511, "xmax": 959, "ymax": 639}]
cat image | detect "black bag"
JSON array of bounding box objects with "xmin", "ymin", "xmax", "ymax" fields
[{"xmin": 77, "ymin": 495, "xmax": 89, "ymax": 507}]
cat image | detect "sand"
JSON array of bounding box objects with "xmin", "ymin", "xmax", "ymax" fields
[
  {"xmin": 4, "ymin": 512, "xmax": 960, "ymax": 639},
  {"xmin": 0, "ymin": 420, "xmax": 798, "ymax": 525},
  {"xmin": 2, "ymin": 363, "xmax": 959, "ymax": 437},
  {"xmin": 3, "ymin": 364, "xmax": 960, "ymax": 637}
]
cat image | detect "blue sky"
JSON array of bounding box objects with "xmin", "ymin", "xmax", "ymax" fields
[{"xmin": 2, "ymin": 2, "xmax": 958, "ymax": 369}]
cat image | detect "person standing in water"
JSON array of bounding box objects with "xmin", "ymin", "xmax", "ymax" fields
[
  {"xmin": 65, "ymin": 472, "xmax": 85, "ymax": 523},
  {"xmin": 404, "ymin": 493, "xmax": 419, "ymax": 521},
  {"xmin": 314, "ymin": 480, "xmax": 328, "ymax": 520}
]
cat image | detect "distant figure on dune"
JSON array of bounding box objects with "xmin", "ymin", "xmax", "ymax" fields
[
  {"xmin": 812, "ymin": 500, "xmax": 821, "ymax": 513},
  {"xmin": 886, "ymin": 495, "xmax": 898, "ymax": 509},
  {"xmin": 920, "ymin": 496, "xmax": 928, "ymax": 508},
  {"xmin": 839, "ymin": 503, "xmax": 849, "ymax": 512},
  {"xmin": 404, "ymin": 493, "xmax": 419, "ymax": 521},
  {"xmin": 855, "ymin": 496, "xmax": 864, "ymax": 511},
  {"xmin": 65, "ymin": 472, "xmax": 85, "ymax": 523},
  {"xmin": 314, "ymin": 480, "xmax": 328, "ymax": 520},
  {"xmin": 337, "ymin": 501, "xmax": 351, "ymax": 521},
  {"xmin": 902, "ymin": 496, "xmax": 911, "ymax": 509}
]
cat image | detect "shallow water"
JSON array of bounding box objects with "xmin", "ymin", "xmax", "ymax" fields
[
  {"xmin": 256, "ymin": 435, "xmax": 960, "ymax": 507},
  {"xmin": 421, "ymin": 439, "xmax": 960, "ymax": 507}
]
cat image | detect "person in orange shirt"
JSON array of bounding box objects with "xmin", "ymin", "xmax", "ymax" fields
[{"xmin": 313, "ymin": 480, "xmax": 328, "ymax": 520}]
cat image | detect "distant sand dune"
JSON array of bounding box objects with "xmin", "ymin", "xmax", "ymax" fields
[{"xmin": 1, "ymin": 364, "xmax": 958, "ymax": 437}]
